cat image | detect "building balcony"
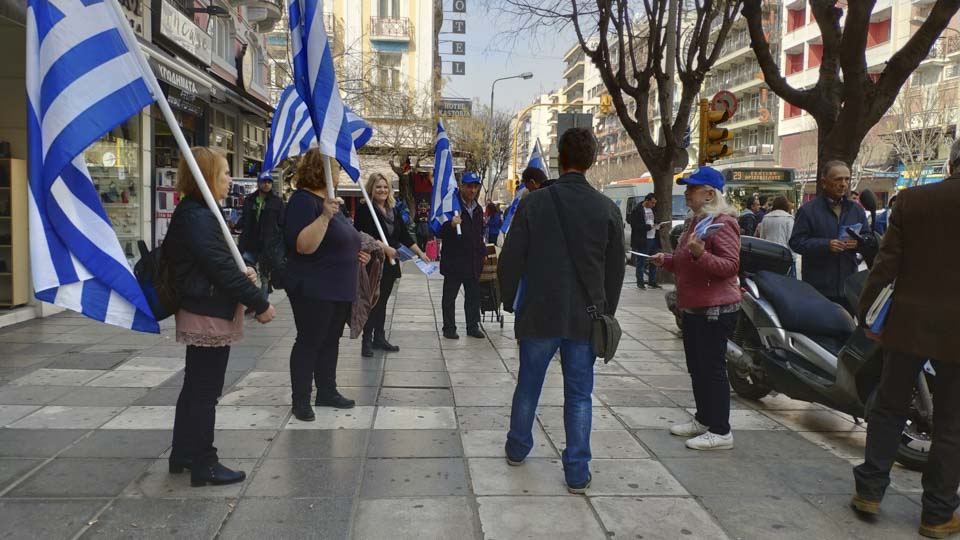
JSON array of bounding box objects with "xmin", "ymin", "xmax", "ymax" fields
[
  {"xmin": 234, "ymin": 0, "xmax": 283, "ymax": 32},
  {"xmin": 370, "ymin": 16, "xmax": 412, "ymax": 42},
  {"xmin": 563, "ymin": 60, "xmax": 584, "ymax": 80}
]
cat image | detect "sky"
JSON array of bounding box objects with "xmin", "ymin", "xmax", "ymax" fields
[{"xmin": 440, "ymin": 2, "xmax": 573, "ymax": 116}]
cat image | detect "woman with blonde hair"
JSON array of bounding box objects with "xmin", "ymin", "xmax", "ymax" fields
[
  {"xmin": 354, "ymin": 172, "xmax": 431, "ymax": 357},
  {"xmin": 166, "ymin": 147, "xmax": 276, "ymax": 486},
  {"xmin": 651, "ymin": 166, "xmax": 741, "ymax": 451},
  {"xmin": 284, "ymin": 148, "xmax": 371, "ymax": 420}
]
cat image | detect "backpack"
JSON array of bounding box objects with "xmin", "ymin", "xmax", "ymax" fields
[{"xmin": 134, "ymin": 240, "xmax": 180, "ymax": 321}]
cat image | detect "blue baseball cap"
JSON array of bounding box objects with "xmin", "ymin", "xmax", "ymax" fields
[
  {"xmin": 678, "ymin": 166, "xmax": 724, "ymax": 191},
  {"xmin": 461, "ymin": 172, "xmax": 481, "ymax": 185}
]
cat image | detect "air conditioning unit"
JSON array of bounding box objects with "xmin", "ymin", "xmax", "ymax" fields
[
  {"xmin": 747, "ymin": 145, "xmax": 758, "ymax": 153},
  {"xmin": 761, "ymin": 144, "xmax": 774, "ymax": 154}
]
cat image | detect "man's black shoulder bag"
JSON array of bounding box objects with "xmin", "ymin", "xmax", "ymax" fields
[{"xmin": 547, "ymin": 187, "xmax": 622, "ymax": 363}]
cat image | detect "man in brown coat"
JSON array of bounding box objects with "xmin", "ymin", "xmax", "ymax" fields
[{"xmin": 851, "ymin": 139, "xmax": 960, "ymax": 538}]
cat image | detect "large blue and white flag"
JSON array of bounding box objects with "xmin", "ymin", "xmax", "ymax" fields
[
  {"xmin": 260, "ymin": 85, "xmax": 372, "ymax": 180},
  {"xmin": 26, "ymin": 0, "xmax": 159, "ymax": 333},
  {"xmin": 503, "ymin": 139, "xmax": 547, "ymax": 234},
  {"xmin": 430, "ymin": 121, "xmax": 459, "ymax": 234},
  {"xmin": 288, "ymin": 0, "xmax": 369, "ymax": 181}
]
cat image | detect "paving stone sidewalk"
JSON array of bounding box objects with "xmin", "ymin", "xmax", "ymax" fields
[{"xmin": 0, "ymin": 271, "xmax": 931, "ymax": 539}]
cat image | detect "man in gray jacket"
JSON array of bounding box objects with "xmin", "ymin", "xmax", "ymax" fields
[{"xmin": 498, "ymin": 128, "xmax": 625, "ymax": 494}]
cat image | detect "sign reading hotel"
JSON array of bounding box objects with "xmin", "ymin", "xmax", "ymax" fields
[{"xmin": 438, "ymin": 99, "xmax": 472, "ymax": 118}]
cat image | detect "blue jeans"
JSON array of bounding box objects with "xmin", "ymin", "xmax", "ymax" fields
[
  {"xmin": 635, "ymin": 238, "xmax": 658, "ymax": 286},
  {"xmin": 506, "ymin": 338, "xmax": 596, "ymax": 485}
]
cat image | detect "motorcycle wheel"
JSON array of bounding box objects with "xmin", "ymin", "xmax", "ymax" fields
[{"xmin": 727, "ymin": 314, "xmax": 772, "ymax": 401}]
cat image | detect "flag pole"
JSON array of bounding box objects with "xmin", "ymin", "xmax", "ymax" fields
[
  {"xmin": 106, "ymin": 0, "xmax": 245, "ymax": 271},
  {"xmin": 354, "ymin": 170, "xmax": 397, "ymax": 266},
  {"xmin": 321, "ymin": 154, "xmax": 337, "ymax": 201}
]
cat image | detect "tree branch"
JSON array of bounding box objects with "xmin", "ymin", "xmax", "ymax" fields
[{"xmin": 742, "ymin": 0, "xmax": 809, "ymax": 109}]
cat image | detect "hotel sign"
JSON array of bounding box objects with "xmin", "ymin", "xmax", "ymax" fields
[{"xmin": 159, "ymin": 0, "xmax": 213, "ymax": 66}]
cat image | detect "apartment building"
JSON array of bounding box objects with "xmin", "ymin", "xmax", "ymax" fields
[
  {"xmin": 703, "ymin": 0, "xmax": 781, "ymax": 170},
  {"xmin": 512, "ymin": 91, "xmax": 566, "ymax": 183}
]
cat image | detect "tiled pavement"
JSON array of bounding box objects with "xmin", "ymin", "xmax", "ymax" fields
[{"xmin": 0, "ymin": 272, "xmax": 932, "ymax": 539}]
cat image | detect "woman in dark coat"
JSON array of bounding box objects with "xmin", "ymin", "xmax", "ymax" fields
[
  {"xmin": 166, "ymin": 147, "xmax": 276, "ymax": 487},
  {"xmin": 355, "ymin": 172, "xmax": 431, "ymax": 357},
  {"xmin": 284, "ymin": 149, "xmax": 371, "ymax": 421},
  {"xmin": 485, "ymin": 202, "xmax": 503, "ymax": 245}
]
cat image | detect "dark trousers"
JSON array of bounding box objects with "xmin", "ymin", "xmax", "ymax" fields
[
  {"xmin": 681, "ymin": 311, "xmax": 738, "ymax": 435},
  {"xmin": 441, "ymin": 275, "xmax": 480, "ymax": 333},
  {"xmin": 634, "ymin": 238, "xmax": 659, "ymax": 286},
  {"xmin": 364, "ymin": 265, "xmax": 398, "ymax": 341},
  {"xmin": 854, "ymin": 350, "xmax": 960, "ymax": 525},
  {"xmin": 289, "ymin": 293, "xmax": 351, "ymax": 404},
  {"xmin": 171, "ymin": 345, "xmax": 230, "ymax": 466}
]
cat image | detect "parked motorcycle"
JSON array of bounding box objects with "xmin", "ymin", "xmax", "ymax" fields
[{"xmin": 726, "ymin": 198, "xmax": 933, "ymax": 469}]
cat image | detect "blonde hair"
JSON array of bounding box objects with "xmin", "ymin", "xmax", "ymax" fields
[
  {"xmin": 364, "ymin": 172, "xmax": 396, "ymax": 208},
  {"xmin": 295, "ymin": 148, "xmax": 339, "ymax": 191},
  {"xmin": 177, "ymin": 147, "xmax": 228, "ymax": 198}
]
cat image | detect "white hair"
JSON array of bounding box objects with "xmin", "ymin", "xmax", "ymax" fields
[{"xmin": 688, "ymin": 186, "xmax": 738, "ymax": 218}]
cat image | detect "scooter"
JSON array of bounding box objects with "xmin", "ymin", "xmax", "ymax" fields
[{"xmin": 725, "ymin": 200, "xmax": 934, "ymax": 469}]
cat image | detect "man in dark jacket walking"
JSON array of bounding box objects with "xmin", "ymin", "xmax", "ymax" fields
[
  {"xmin": 789, "ymin": 160, "xmax": 875, "ymax": 312},
  {"xmin": 438, "ymin": 172, "xmax": 487, "ymax": 340},
  {"xmin": 499, "ymin": 127, "xmax": 625, "ymax": 494},
  {"xmin": 238, "ymin": 177, "xmax": 283, "ymax": 292},
  {"xmin": 628, "ymin": 193, "xmax": 661, "ymax": 289},
  {"xmin": 850, "ymin": 140, "xmax": 960, "ymax": 539}
]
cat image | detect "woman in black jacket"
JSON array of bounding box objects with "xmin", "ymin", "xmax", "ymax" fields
[
  {"xmin": 166, "ymin": 147, "xmax": 276, "ymax": 487},
  {"xmin": 355, "ymin": 173, "xmax": 431, "ymax": 357},
  {"xmin": 284, "ymin": 149, "xmax": 371, "ymax": 421}
]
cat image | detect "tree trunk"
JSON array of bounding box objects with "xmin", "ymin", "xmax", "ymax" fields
[{"xmin": 648, "ymin": 161, "xmax": 677, "ymax": 284}]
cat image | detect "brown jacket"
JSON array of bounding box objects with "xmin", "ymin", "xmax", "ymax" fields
[{"xmin": 858, "ymin": 176, "xmax": 960, "ymax": 361}]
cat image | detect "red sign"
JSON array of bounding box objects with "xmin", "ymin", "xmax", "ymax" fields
[{"xmin": 711, "ymin": 91, "xmax": 738, "ymax": 118}]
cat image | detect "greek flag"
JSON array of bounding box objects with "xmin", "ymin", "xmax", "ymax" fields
[
  {"xmin": 260, "ymin": 85, "xmax": 372, "ymax": 180},
  {"xmin": 26, "ymin": 0, "xmax": 159, "ymax": 333},
  {"xmin": 503, "ymin": 139, "xmax": 547, "ymax": 234},
  {"xmin": 288, "ymin": 0, "xmax": 369, "ymax": 180},
  {"xmin": 430, "ymin": 121, "xmax": 459, "ymax": 234}
]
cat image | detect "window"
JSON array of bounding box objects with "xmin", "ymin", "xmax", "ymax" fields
[
  {"xmin": 251, "ymin": 45, "xmax": 264, "ymax": 87},
  {"xmin": 379, "ymin": 0, "xmax": 399, "ymax": 17},
  {"xmin": 211, "ymin": 17, "xmax": 234, "ymax": 66},
  {"xmin": 787, "ymin": 8, "xmax": 806, "ymax": 32},
  {"xmin": 785, "ymin": 102, "xmax": 802, "ymax": 119},
  {"xmin": 867, "ymin": 20, "xmax": 891, "ymax": 48},
  {"xmin": 376, "ymin": 53, "xmax": 402, "ymax": 91},
  {"xmin": 786, "ymin": 52, "xmax": 804, "ymax": 75},
  {"xmin": 947, "ymin": 62, "xmax": 960, "ymax": 79},
  {"xmin": 808, "ymin": 44, "xmax": 823, "ymax": 69}
]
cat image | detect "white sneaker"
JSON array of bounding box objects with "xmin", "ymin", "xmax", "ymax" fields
[
  {"xmin": 685, "ymin": 431, "xmax": 734, "ymax": 451},
  {"xmin": 669, "ymin": 419, "xmax": 709, "ymax": 437}
]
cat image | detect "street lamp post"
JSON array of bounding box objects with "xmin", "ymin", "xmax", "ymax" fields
[{"xmin": 488, "ymin": 72, "xmax": 533, "ymax": 195}]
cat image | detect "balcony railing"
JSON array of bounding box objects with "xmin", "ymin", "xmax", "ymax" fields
[
  {"xmin": 370, "ymin": 16, "xmax": 412, "ymax": 41},
  {"xmin": 925, "ymin": 36, "xmax": 960, "ymax": 61}
]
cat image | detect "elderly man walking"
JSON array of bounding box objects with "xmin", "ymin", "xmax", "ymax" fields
[{"xmin": 850, "ymin": 139, "xmax": 960, "ymax": 539}]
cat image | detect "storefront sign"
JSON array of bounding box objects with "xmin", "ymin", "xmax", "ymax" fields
[
  {"xmin": 118, "ymin": 0, "xmax": 145, "ymax": 37},
  {"xmin": 438, "ymin": 98, "xmax": 472, "ymax": 117},
  {"xmin": 149, "ymin": 57, "xmax": 216, "ymax": 101},
  {"xmin": 159, "ymin": 0, "xmax": 212, "ymax": 65}
]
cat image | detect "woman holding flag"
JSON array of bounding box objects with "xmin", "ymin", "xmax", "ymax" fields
[
  {"xmin": 355, "ymin": 173, "xmax": 431, "ymax": 357},
  {"xmin": 166, "ymin": 147, "xmax": 277, "ymax": 487},
  {"xmin": 284, "ymin": 149, "xmax": 372, "ymax": 421}
]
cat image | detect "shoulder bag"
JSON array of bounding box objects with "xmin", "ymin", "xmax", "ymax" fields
[{"xmin": 547, "ymin": 187, "xmax": 622, "ymax": 363}]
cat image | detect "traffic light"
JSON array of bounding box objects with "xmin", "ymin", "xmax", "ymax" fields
[
  {"xmin": 698, "ymin": 98, "xmax": 734, "ymax": 165},
  {"xmin": 600, "ymin": 94, "xmax": 613, "ymax": 115},
  {"xmin": 507, "ymin": 178, "xmax": 519, "ymax": 194}
]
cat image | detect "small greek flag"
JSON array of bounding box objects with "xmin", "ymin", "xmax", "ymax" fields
[
  {"xmin": 503, "ymin": 139, "xmax": 547, "ymax": 234},
  {"xmin": 288, "ymin": 0, "xmax": 369, "ymax": 180},
  {"xmin": 260, "ymin": 85, "xmax": 371, "ymax": 180},
  {"xmin": 26, "ymin": 0, "xmax": 159, "ymax": 333},
  {"xmin": 430, "ymin": 121, "xmax": 459, "ymax": 233}
]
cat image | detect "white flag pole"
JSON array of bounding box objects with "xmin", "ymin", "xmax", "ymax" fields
[
  {"xmin": 321, "ymin": 154, "xmax": 337, "ymax": 201},
  {"xmin": 107, "ymin": 0, "xmax": 245, "ymax": 271},
  {"xmin": 454, "ymin": 210, "xmax": 462, "ymax": 236}
]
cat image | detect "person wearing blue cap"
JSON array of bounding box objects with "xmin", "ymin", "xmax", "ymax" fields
[
  {"xmin": 651, "ymin": 166, "xmax": 742, "ymax": 451},
  {"xmin": 438, "ymin": 171, "xmax": 487, "ymax": 339}
]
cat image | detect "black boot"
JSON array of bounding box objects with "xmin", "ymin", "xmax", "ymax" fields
[
  {"xmin": 168, "ymin": 456, "xmax": 193, "ymax": 474},
  {"xmin": 292, "ymin": 401, "xmax": 315, "ymax": 421},
  {"xmin": 361, "ymin": 339, "xmax": 374, "ymax": 358},
  {"xmin": 191, "ymin": 461, "xmax": 246, "ymax": 487},
  {"xmin": 315, "ymin": 391, "xmax": 355, "ymax": 409},
  {"xmin": 372, "ymin": 334, "xmax": 400, "ymax": 352}
]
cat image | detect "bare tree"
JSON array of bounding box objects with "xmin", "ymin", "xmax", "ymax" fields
[
  {"xmin": 742, "ymin": 0, "xmax": 960, "ymax": 176},
  {"xmin": 504, "ymin": 0, "xmax": 742, "ymax": 238},
  {"xmin": 850, "ymin": 129, "xmax": 888, "ymax": 191},
  {"xmin": 447, "ymin": 108, "xmax": 513, "ymax": 197},
  {"xmin": 883, "ymin": 84, "xmax": 956, "ymax": 188}
]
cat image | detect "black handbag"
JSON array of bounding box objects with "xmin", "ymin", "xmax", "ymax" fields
[{"xmin": 547, "ymin": 188, "xmax": 622, "ymax": 363}]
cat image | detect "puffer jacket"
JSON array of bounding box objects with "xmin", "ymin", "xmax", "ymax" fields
[
  {"xmin": 165, "ymin": 197, "xmax": 269, "ymax": 320},
  {"xmin": 662, "ymin": 213, "xmax": 742, "ymax": 310}
]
